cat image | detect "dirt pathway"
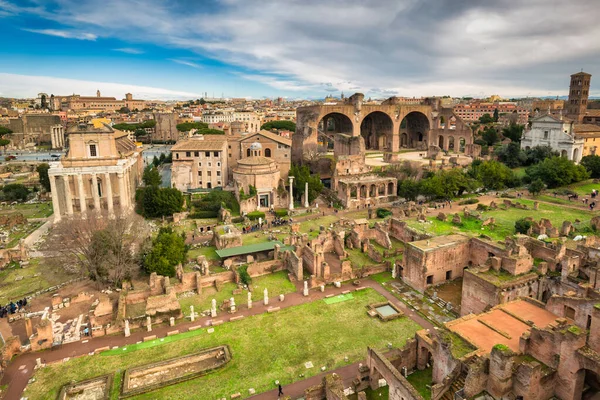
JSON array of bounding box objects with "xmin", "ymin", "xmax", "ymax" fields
[{"xmin": 1, "ymin": 278, "xmax": 433, "ymax": 400}]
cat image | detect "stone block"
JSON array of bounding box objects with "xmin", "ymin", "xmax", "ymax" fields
[
  {"xmin": 94, "ymin": 346, "xmax": 110, "ymax": 354},
  {"xmin": 143, "ymin": 335, "xmax": 156, "ymax": 342},
  {"xmin": 167, "ymin": 330, "xmax": 180, "ymax": 336},
  {"xmin": 188, "ymin": 325, "xmax": 203, "ymax": 331},
  {"xmin": 212, "ymin": 320, "xmax": 224, "ymax": 326},
  {"xmin": 267, "ymin": 307, "xmax": 280, "ymax": 313}
]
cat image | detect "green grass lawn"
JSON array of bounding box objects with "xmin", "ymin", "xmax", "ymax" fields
[
  {"xmin": 0, "ymin": 202, "xmax": 53, "ymax": 219},
  {"xmin": 406, "ymin": 367, "xmax": 432, "ymax": 400},
  {"xmin": 26, "ymin": 288, "xmax": 422, "ymax": 400},
  {"xmin": 187, "ymin": 246, "xmax": 219, "ymax": 262},
  {"xmin": 406, "ymin": 198, "xmax": 597, "ymax": 241},
  {"xmin": 0, "ymin": 258, "xmax": 78, "ymax": 304},
  {"xmin": 178, "ymin": 271, "xmax": 296, "ymax": 314}
]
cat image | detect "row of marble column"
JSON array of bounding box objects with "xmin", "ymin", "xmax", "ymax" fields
[{"xmin": 50, "ymin": 169, "xmax": 133, "ymax": 222}]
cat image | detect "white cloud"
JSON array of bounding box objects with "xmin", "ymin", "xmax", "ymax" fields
[
  {"xmin": 169, "ymin": 59, "xmax": 202, "ymax": 69},
  {"xmin": 0, "ymin": 72, "xmax": 200, "ymax": 100},
  {"xmin": 113, "ymin": 47, "xmax": 144, "ymax": 54},
  {"xmin": 22, "ymin": 28, "xmax": 97, "ymax": 40},
  {"xmin": 5, "ymin": 0, "xmax": 600, "ymax": 97}
]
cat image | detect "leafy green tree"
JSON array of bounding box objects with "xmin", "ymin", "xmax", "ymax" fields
[
  {"xmin": 420, "ymin": 169, "xmax": 477, "ymax": 199},
  {"xmin": 2, "ymin": 183, "xmax": 29, "ymax": 202},
  {"xmin": 143, "ymin": 166, "xmax": 162, "ymax": 187},
  {"xmin": 495, "ymin": 142, "xmax": 527, "ymax": 168},
  {"xmin": 137, "ymin": 186, "xmax": 184, "ymax": 217},
  {"xmin": 118, "ymin": 107, "xmax": 131, "ymax": 114},
  {"xmin": 515, "ymin": 218, "xmax": 532, "ymax": 235},
  {"xmin": 398, "ymin": 179, "xmax": 421, "ymax": 201},
  {"xmin": 143, "ymin": 227, "xmax": 187, "ymax": 277},
  {"xmin": 528, "ymin": 178, "xmax": 545, "ymax": 196},
  {"xmin": 493, "ymin": 108, "xmax": 499, "ymax": 122},
  {"xmin": 479, "ymin": 113, "xmax": 494, "ymax": 124},
  {"xmin": 36, "ymin": 163, "xmax": 51, "ymax": 192},
  {"xmin": 481, "ymin": 126, "xmax": 499, "ymax": 146},
  {"xmin": 501, "ymin": 124, "xmax": 524, "ymax": 143},
  {"xmin": 289, "ymin": 164, "xmax": 323, "ymax": 204},
  {"xmin": 580, "ymin": 155, "xmax": 600, "ymax": 178},
  {"xmin": 194, "ymin": 128, "xmax": 224, "ymax": 135},
  {"xmin": 0, "ymin": 126, "xmax": 13, "ymax": 136},
  {"xmin": 470, "ymin": 160, "xmax": 518, "ymax": 190},
  {"xmin": 524, "ymin": 145, "xmax": 559, "ymax": 166},
  {"xmin": 112, "ymin": 123, "xmax": 137, "ymax": 131},
  {"xmin": 525, "ymin": 156, "xmax": 589, "ymax": 188},
  {"xmin": 260, "ymin": 120, "xmax": 296, "ymax": 132},
  {"xmin": 176, "ymin": 122, "xmax": 209, "ymax": 132}
]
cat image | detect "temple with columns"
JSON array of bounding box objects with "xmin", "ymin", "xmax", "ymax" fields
[{"xmin": 48, "ymin": 121, "xmax": 143, "ymax": 222}]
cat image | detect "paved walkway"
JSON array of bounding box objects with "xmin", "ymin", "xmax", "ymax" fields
[{"xmin": 1, "ymin": 278, "xmax": 433, "ymax": 400}]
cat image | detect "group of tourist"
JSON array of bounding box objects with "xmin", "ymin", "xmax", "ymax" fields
[{"xmin": 0, "ymin": 298, "xmax": 27, "ymax": 317}]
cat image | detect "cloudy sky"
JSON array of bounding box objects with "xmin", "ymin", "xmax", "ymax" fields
[{"xmin": 0, "ymin": 0, "xmax": 599, "ymax": 100}]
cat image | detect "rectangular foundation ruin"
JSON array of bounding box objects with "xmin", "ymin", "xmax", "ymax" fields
[
  {"xmin": 58, "ymin": 374, "xmax": 112, "ymax": 400},
  {"xmin": 121, "ymin": 345, "xmax": 231, "ymax": 397}
]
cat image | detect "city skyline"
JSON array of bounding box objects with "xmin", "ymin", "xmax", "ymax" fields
[{"xmin": 0, "ymin": 0, "xmax": 599, "ymax": 100}]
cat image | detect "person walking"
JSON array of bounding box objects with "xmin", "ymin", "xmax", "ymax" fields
[{"xmin": 278, "ymin": 384, "xmax": 284, "ymax": 396}]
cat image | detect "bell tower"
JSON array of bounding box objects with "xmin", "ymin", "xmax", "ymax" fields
[{"xmin": 566, "ymin": 71, "xmax": 591, "ymax": 123}]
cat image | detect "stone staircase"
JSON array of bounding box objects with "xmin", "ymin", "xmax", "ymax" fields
[{"xmin": 439, "ymin": 356, "xmax": 479, "ymax": 400}]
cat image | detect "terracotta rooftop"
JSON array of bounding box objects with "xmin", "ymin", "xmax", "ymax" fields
[
  {"xmin": 585, "ymin": 109, "xmax": 600, "ymax": 118},
  {"xmin": 171, "ymin": 138, "xmax": 227, "ymax": 151},
  {"xmin": 237, "ymin": 156, "xmax": 274, "ymax": 166},
  {"xmin": 241, "ymin": 130, "xmax": 292, "ymax": 146},
  {"xmin": 447, "ymin": 299, "xmax": 560, "ymax": 354},
  {"xmin": 574, "ymin": 124, "xmax": 600, "ymax": 136}
]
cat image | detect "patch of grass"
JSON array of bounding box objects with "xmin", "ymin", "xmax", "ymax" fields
[
  {"xmin": 0, "ymin": 202, "xmax": 53, "ymax": 218},
  {"xmin": 346, "ymin": 248, "xmax": 378, "ymax": 268},
  {"xmin": 187, "ymin": 246, "xmax": 219, "ymax": 262},
  {"xmin": 298, "ymin": 215, "xmax": 339, "ymax": 234},
  {"xmin": 178, "ymin": 271, "xmax": 296, "ymax": 314},
  {"xmin": 406, "ymin": 367, "xmax": 432, "ymax": 400},
  {"xmin": 27, "ymin": 288, "xmax": 423, "ymax": 400},
  {"xmin": 406, "ymin": 198, "xmax": 597, "ymax": 241},
  {"xmin": 475, "ymin": 268, "xmax": 537, "ymax": 287},
  {"xmin": 0, "ymin": 258, "xmax": 77, "ymax": 304},
  {"xmin": 348, "ymin": 386, "xmax": 389, "ymax": 400},
  {"xmin": 370, "ymin": 272, "xmax": 393, "ymax": 284}
]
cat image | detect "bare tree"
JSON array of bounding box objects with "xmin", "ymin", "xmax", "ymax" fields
[{"xmin": 53, "ymin": 211, "xmax": 149, "ymax": 287}]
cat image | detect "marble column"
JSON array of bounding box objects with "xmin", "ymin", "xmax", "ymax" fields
[
  {"xmin": 49, "ymin": 175, "xmax": 61, "ymax": 222},
  {"xmin": 77, "ymin": 174, "xmax": 86, "ymax": 217},
  {"xmin": 104, "ymin": 172, "xmax": 114, "ymax": 217},
  {"xmin": 288, "ymin": 176, "xmax": 294, "ymax": 210},
  {"xmin": 91, "ymin": 174, "xmax": 101, "ymax": 211},
  {"xmin": 118, "ymin": 172, "xmax": 127, "ymax": 211},
  {"xmin": 62, "ymin": 175, "xmax": 73, "ymax": 216},
  {"xmin": 304, "ymin": 181, "xmax": 309, "ymax": 208}
]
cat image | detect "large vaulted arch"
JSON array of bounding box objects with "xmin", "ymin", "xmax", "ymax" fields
[
  {"xmin": 399, "ymin": 111, "xmax": 430, "ymax": 149},
  {"xmin": 360, "ymin": 111, "xmax": 394, "ymax": 151}
]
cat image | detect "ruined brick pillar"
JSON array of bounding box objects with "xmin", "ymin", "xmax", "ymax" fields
[
  {"xmin": 487, "ymin": 346, "xmax": 514, "ymax": 398},
  {"xmin": 588, "ymin": 305, "xmax": 600, "ymax": 354}
]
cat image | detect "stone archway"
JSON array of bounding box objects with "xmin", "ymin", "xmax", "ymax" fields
[
  {"xmin": 360, "ymin": 185, "xmax": 367, "ymax": 199},
  {"xmin": 400, "ymin": 111, "xmax": 430, "ymax": 149},
  {"xmin": 438, "ymin": 135, "xmax": 444, "ymax": 149},
  {"xmin": 573, "ymin": 148, "xmax": 579, "ymax": 161},
  {"xmin": 561, "ymin": 150, "xmax": 568, "ymax": 158},
  {"xmin": 388, "ymin": 182, "xmax": 394, "ymax": 196},
  {"xmin": 459, "ymin": 138, "xmax": 466, "ymax": 152},
  {"xmin": 360, "ymin": 111, "xmax": 394, "ymax": 151},
  {"xmin": 318, "ymin": 112, "xmax": 354, "ymax": 151},
  {"xmin": 448, "ymin": 136, "xmax": 455, "ymax": 151}
]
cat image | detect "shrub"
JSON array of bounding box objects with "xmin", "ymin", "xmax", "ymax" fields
[
  {"xmin": 515, "ymin": 218, "xmax": 532, "ymax": 234},
  {"xmin": 247, "ymin": 211, "xmax": 265, "ymax": 221},
  {"xmin": 231, "ymin": 216, "xmax": 244, "ymax": 223},
  {"xmin": 188, "ymin": 211, "xmax": 219, "ymax": 219},
  {"xmin": 274, "ymin": 209, "xmax": 288, "ymax": 217},
  {"xmin": 476, "ymin": 204, "xmax": 489, "ymax": 211},
  {"xmin": 238, "ymin": 265, "xmax": 252, "ymax": 286},
  {"xmin": 458, "ymin": 198, "xmax": 479, "ymax": 205},
  {"xmin": 376, "ymin": 208, "xmax": 393, "ymax": 218}
]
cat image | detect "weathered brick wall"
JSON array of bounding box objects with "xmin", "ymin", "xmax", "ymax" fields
[
  {"xmin": 546, "ymin": 296, "xmax": 596, "ymax": 329},
  {"xmin": 247, "ymin": 260, "xmax": 283, "ymax": 277},
  {"xmin": 461, "ymin": 270, "xmax": 500, "ymax": 316},
  {"xmin": 469, "ymin": 238, "xmax": 506, "ymax": 266},
  {"xmin": 388, "ymin": 219, "xmax": 430, "ymax": 243},
  {"xmin": 0, "ymin": 336, "xmax": 21, "ymax": 368},
  {"xmin": 512, "ymin": 362, "xmax": 556, "ymax": 400}
]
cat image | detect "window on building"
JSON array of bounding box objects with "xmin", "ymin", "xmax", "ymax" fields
[
  {"xmin": 176, "ymin": 153, "xmax": 179, "ymax": 159},
  {"xmin": 199, "ymin": 162, "xmax": 202, "ymax": 167},
  {"xmin": 186, "ymin": 151, "xmax": 191, "ymax": 157},
  {"xmin": 247, "ymin": 149, "xmax": 251, "ymax": 157},
  {"xmin": 205, "ymin": 151, "xmax": 210, "ymax": 157},
  {"xmin": 194, "ymin": 151, "xmax": 199, "ymax": 157},
  {"xmin": 446, "ymin": 271, "xmax": 452, "ymax": 280},
  {"xmin": 207, "ymin": 182, "xmax": 212, "ymax": 189},
  {"xmin": 426, "ymin": 275, "xmax": 433, "ymax": 285},
  {"xmin": 217, "ymin": 181, "xmax": 221, "ymax": 185},
  {"xmin": 207, "ymin": 171, "xmax": 211, "ymax": 177},
  {"xmin": 89, "ymin": 144, "xmax": 97, "ymax": 157},
  {"xmin": 198, "ymin": 171, "xmax": 202, "ymax": 176},
  {"xmin": 544, "ymin": 131, "xmax": 549, "ymax": 139},
  {"xmin": 217, "ymin": 162, "xmax": 221, "ymax": 166},
  {"xmin": 214, "ymin": 151, "xmax": 218, "ymax": 157},
  {"xmin": 265, "ymin": 148, "xmax": 271, "ymax": 157},
  {"xmin": 229, "ymin": 153, "xmax": 231, "ymax": 157},
  {"xmin": 217, "ymin": 171, "xmax": 221, "ymax": 176}
]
